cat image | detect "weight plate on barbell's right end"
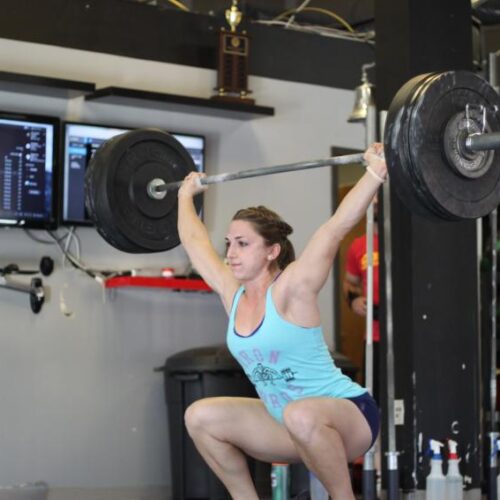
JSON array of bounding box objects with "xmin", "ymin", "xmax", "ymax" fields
[
  {"xmin": 384, "ymin": 72, "xmax": 440, "ymax": 220},
  {"xmin": 85, "ymin": 129, "xmax": 202, "ymax": 253},
  {"xmin": 386, "ymin": 70, "xmax": 500, "ymax": 221},
  {"xmin": 407, "ymin": 71, "xmax": 500, "ymax": 220}
]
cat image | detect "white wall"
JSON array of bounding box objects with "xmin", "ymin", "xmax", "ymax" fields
[{"xmin": 0, "ymin": 38, "xmax": 365, "ymax": 497}]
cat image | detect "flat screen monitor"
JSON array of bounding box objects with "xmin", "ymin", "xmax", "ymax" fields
[
  {"xmin": 61, "ymin": 122, "xmax": 205, "ymax": 225},
  {"xmin": 0, "ymin": 112, "xmax": 59, "ymax": 229}
]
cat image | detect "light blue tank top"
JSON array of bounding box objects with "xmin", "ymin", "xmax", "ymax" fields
[{"xmin": 226, "ymin": 285, "xmax": 366, "ymax": 423}]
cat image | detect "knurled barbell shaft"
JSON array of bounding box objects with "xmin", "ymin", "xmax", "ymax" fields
[
  {"xmin": 154, "ymin": 152, "xmax": 365, "ymax": 193},
  {"xmin": 151, "ymin": 128, "xmax": 500, "ymax": 197},
  {"xmin": 466, "ymin": 131, "xmax": 500, "ymax": 152}
]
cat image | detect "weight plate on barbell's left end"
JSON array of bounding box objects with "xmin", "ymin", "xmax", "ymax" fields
[
  {"xmin": 387, "ymin": 70, "xmax": 500, "ymax": 220},
  {"xmin": 85, "ymin": 129, "xmax": 201, "ymax": 253},
  {"xmin": 85, "ymin": 132, "xmax": 149, "ymax": 253}
]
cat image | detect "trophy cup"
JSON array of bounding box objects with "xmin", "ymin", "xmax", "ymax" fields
[{"xmin": 212, "ymin": 0, "xmax": 254, "ymax": 104}]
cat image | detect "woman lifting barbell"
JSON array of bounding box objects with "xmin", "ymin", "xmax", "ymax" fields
[{"xmin": 177, "ymin": 142, "xmax": 387, "ymax": 500}]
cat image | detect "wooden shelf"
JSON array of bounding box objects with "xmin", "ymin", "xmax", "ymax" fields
[
  {"xmin": 0, "ymin": 73, "xmax": 274, "ymax": 119},
  {"xmin": 0, "ymin": 71, "xmax": 96, "ymax": 98},
  {"xmin": 105, "ymin": 276, "xmax": 212, "ymax": 292},
  {"xmin": 85, "ymin": 86, "xmax": 275, "ymax": 120}
]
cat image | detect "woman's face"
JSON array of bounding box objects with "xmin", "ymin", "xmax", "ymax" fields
[{"xmin": 225, "ymin": 220, "xmax": 276, "ymax": 281}]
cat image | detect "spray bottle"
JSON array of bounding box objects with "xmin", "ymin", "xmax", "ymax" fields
[
  {"xmin": 426, "ymin": 439, "xmax": 445, "ymax": 500},
  {"xmin": 445, "ymin": 439, "xmax": 463, "ymax": 500}
]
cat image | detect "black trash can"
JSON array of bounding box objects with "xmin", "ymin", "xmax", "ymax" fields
[
  {"xmin": 329, "ymin": 350, "xmax": 358, "ymax": 381},
  {"xmin": 158, "ymin": 345, "xmax": 256, "ymax": 500},
  {"xmin": 157, "ymin": 344, "xmax": 358, "ymax": 500}
]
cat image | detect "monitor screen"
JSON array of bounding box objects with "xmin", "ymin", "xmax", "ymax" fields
[
  {"xmin": 0, "ymin": 112, "xmax": 59, "ymax": 229},
  {"xmin": 61, "ymin": 122, "xmax": 205, "ymax": 225}
]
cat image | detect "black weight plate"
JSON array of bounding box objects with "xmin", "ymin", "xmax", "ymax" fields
[
  {"xmin": 85, "ymin": 129, "xmax": 201, "ymax": 253},
  {"xmin": 85, "ymin": 132, "xmax": 143, "ymax": 252},
  {"xmin": 85, "ymin": 134, "xmax": 147, "ymax": 253},
  {"xmin": 88, "ymin": 130, "xmax": 196, "ymax": 252},
  {"xmin": 407, "ymin": 71, "xmax": 500, "ymax": 220},
  {"xmin": 386, "ymin": 70, "xmax": 500, "ymax": 220},
  {"xmin": 384, "ymin": 72, "xmax": 438, "ymax": 219}
]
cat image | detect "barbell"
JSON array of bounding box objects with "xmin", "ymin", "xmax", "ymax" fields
[{"xmin": 84, "ymin": 70, "xmax": 500, "ymax": 253}]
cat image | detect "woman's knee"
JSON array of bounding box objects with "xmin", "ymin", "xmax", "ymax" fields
[
  {"xmin": 282, "ymin": 401, "xmax": 320, "ymax": 444},
  {"xmin": 184, "ymin": 399, "xmax": 216, "ymax": 436}
]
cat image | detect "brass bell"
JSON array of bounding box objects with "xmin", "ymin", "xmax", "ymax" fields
[{"xmin": 348, "ymin": 63, "xmax": 375, "ymax": 123}]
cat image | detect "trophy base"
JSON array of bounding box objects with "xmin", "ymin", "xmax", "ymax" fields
[{"xmin": 211, "ymin": 94, "xmax": 255, "ymax": 105}]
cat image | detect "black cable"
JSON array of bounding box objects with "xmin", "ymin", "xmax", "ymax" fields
[
  {"xmin": 23, "ymin": 229, "xmax": 56, "ymax": 244},
  {"xmin": 24, "ymin": 228, "xmax": 70, "ymax": 244},
  {"xmin": 46, "ymin": 231, "xmax": 98, "ymax": 280}
]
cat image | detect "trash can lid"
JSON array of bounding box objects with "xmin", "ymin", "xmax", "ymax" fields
[
  {"xmin": 161, "ymin": 345, "xmax": 241, "ymax": 373},
  {"xmin": 331, "ymin": 350, "xmax": 357, "ymax": 373}
]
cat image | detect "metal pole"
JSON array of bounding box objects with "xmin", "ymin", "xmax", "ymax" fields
[
  {"xmin": 363, "ymin": 103, "xmax": 377, "ymax": 500},
  {"xmin": 466, "ymin": 131, "xmax": 500, "ymax": 153},
  {"xmin": 487, "ymin": 51, "xmax": 499, "ymax": 500},
  {"xmin": 153, "ymin": 153, "xmax": 365, "ymax": 194},
  {"xmin": 488, "ymin": 207, "xmax": 498, "ymax": 500},
  {"xmin": 380, "ymin": 109, "xmax": 400, "ymax": 500}
]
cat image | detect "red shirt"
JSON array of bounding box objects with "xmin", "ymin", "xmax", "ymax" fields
[{"xmin": 345, "ymin": 233, "xmax": 380, "ymax": 342}]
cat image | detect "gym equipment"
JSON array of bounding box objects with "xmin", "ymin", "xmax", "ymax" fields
[
  {"xmin": 39, "ymin": 256, "xmax": 54, "ymax": 277},
  {"xmin": 84, "ymin": 129, "xmax": 202, "ymax": 253},
  {"xmin": 362, "ymin": 102, "xmax": 378, "ymax": 500},
  {"xmin": 384, "ymin": 71, "xmax": 500, "ymax": 220},
  {"xmin": 84, "ymin": 70, "xmax": 500, "ymax": 253},
  {"xmin": 380, "ymin": 109, "xmax": 400, "ymax": 500},
  {"xmin": 0, "ymin": 258, "xmax": 51, "ymax": 314},
  {"xmin": 487, "ymin": 53, "xmax": 499, "ymax": 500},
  {"xmin": 0, "ymin": 275, "xmax": 45, "ymax": 314}
]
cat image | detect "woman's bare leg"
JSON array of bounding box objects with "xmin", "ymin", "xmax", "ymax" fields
[
  {"xmin": 283, "ymin": 397, "xmax": 373, "ymax": 500},
  {"xmin": 184, "ymin": 397, "xmax": 300, "ymax": 500}
]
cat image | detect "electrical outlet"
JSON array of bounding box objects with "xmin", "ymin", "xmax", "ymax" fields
[{"xmin": 394, "ymin": 399, "xmax": 405, "ymax": 425}]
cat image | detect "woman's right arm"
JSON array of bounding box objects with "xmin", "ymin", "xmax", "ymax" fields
[{"xmin": 177, "ymin": 173, "xmax": 238, "ymax": 312}]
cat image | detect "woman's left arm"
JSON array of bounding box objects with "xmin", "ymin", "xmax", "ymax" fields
[{"xmin": 283, "ymin": 143, "xmax": 387, "ymax": 297}]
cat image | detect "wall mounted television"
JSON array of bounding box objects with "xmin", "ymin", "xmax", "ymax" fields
[
  {"xmin": 0, "ymin": 112, "xmax": 59, "ymax": 229},
  {"xmin": 61, "ymin": 122, "xmax": 205, "ymax": 225}
]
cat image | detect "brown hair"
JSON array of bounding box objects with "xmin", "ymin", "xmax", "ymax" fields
[{"xmin": 232, "ymin": 206, "xmax": 295, "ymax": 269}]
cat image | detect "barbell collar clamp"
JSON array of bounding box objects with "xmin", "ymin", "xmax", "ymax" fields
[{"xmin": 147, "ymin": 178, "xmax": 168, "ymax": 200}]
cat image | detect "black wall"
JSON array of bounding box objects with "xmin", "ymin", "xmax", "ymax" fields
[
  {"xmin": 0, "ymin": 0, "xmax": 373, "ymax": 91},
  {"xmin": 376, "ymin": 0, "xmax": 481, "ymax": 492}
]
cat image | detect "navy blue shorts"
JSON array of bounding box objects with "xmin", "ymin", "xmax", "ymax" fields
[{"xmin": 346, "ymin": 392, "xmax": 380, "ymax": 449}]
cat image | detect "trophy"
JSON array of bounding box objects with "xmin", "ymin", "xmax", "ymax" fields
[{"xmin": 212, "ymin": 0, "xmax": 254, "ymax": 104}]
